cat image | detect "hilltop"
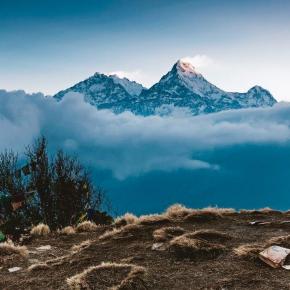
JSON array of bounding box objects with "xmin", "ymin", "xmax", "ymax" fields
[{"xmin": 1, "ymin": 205, "xmax": 290, "ymax": 289}]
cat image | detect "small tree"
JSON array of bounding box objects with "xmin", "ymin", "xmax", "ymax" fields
[
  {"xmin": 52, "ymin": 150, "xmax": 90, "ymax": 227},
  {"xmin": 26, "ymin": 137, "xmax": 55, "ymax": 227}
]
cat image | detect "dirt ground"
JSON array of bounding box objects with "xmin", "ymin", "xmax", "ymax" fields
[{"xmin": 2, "ymin": 211, "xmax": 290, "ymax": 289}]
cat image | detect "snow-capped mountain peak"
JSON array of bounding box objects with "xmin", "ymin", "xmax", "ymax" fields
[
  {"xmin": 176, "ymin": 59, "xmax": 200, "ymax": 76},
  {"xmin": 54, "ymin": 61, "xmax": 277, "ymax": 116}
]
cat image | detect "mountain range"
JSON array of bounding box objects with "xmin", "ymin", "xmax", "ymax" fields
[{"xmin": 54, "ymin": 60, "xmax": 277, "ymax": 115}]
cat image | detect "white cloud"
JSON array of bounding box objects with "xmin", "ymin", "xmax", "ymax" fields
[
  {"xmin": 0, "ymin": 90, "xmax": 290, "ymax": 180},
  {"xmin": 180, "ymin": 54, "xmax": 213, "ymax": 69}
]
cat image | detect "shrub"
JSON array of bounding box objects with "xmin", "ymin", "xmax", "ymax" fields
[{"xmin": 30, "ymin": 223, "xmax": 50, "ymax": 236}]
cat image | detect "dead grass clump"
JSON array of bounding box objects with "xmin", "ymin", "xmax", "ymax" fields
[
  {"xmin": 169, "ymin": 234, "xmax": 226, "ymax": 260},
  {"xmin": 267, "ymin": 235, "xmax": 290, "ymax": 248},
  {"xmin": 30, "ymin": 223, "xmax": 50, "ymax": 237},
  {"xmin": 153, "ymin": 226, "xmax": 186, "ymax": 242},
  {"xmin": 59, "ymin": 226, "xmax": 76, "ymax": 235},
  {"xmin": 76, "ymin": 221, "xmax": 98, "ymax": 233},
  {"xmin": 200, "ymin": 206, "xmax": 236, "ymax": 216},
  {"xmin": 28, "ymin": 263, "xmax": 50, "ymax": 272},
  {"xmin": 99, "ymin": 224, "xmax": 143, "ymax": 241},
  {"xmin": 164, "ymin": 204, "xmax": 193, "ymax": 221},
  {"xmin": 259, "ymin": 207, "xmax": 282, "ymax": 214},
  {"xmin": 71, "ymin": 240, "xmax": 92, "ymax": 253},
  {"xmin": 189, "ymin": 229, "xmax": 233, "ymax": 243},
  {"xmin": 0, "ymin": 241, "xmax": 28, "ymax": 257},
  {"xmin": 184, "ymin": 211, "xmax": 220, "ymax": 223},
  {"xmin": 66, "ymin": 262, "xmax": 146, "ymax": 290},
  {"xmin": 137, "ymin": 214, "xmax": 170, "ymax": 226},
  {"xmin": 117, "ymin": 265, "xmax": 147, "ymax": 290},
  {"xmin": 233, "ymin": 244, "xmax": 264, "ymax": 260},
  {"xmin": 239, "ymin": 209, "xmax": 261, "ymax": 214},
  {"xmin": 114, "ymin": 213, "xmax": 138, "ymax": 227}
]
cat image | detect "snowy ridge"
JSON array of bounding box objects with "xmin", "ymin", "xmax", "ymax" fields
[{"xmin": 54, "ymin": 60, "xmax": 277, "ymax": 116}]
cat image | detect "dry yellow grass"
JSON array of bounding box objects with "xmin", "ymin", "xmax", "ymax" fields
[
  {"xmin": 153, "ymin": 226, "xmax": 185, "ymax": 242},
  {"xmin": 259, "ymin": 207, "xmax": 282, "ymax": 214},
  {"xmin": 137, "ymin": 214, "xmax": 170, "ymax": 226},
  {"xmin": 188, "ymin": 229, "xmax": 233, "ymax": 243},
  {"xmin": 164, "ymin": 204, "xmax": 193, "ymax": 221},
  {"xmin": 71, "ymin": 240, "xmax": 92, "ymax": 253},
  {"xmin": 99, "ymin": 224, "xmax": 142, "ymax": 241},
  {"xmin": 114, "ymin": 213, "xmax": 138, "ymax": 227},
  {"xmin": 58, "ymin": 226, "xmax": 76, "ymax": 235},
  {"xmin": 66, "ymin": 262, "xmax": 146, "ymax": 290},
  {"xmin": 28, "ymin": 263, "xmax": 50, "ymax": 272},
  {"xmin": 199, "ymin": 206, "xmax": 236, "ymax": 215},
  {"xmin": 169, "ymin": 233, "xmax": 226, "ymax": 259},
  {"xmin": 233, "ymin": 244, "xmax": 264, "ymax": 260},
  {"xmin": 0, "ymin": 241, "xmax": 28, "ymax": 257},
  {"xmin": 30, "ymin": 223, "xmax": 50, "ymax": 237},
  {"xmin": 267, "ymin": 235, "xmax": 290, "ymax": 247},
  {"xmin": 76, "ymin": 221, "xmax": 98, "ymax": 233}
]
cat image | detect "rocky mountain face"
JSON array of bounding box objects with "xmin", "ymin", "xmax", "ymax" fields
[
  {"xmin": 54, "ymin": 73, "xmax": 145, "ymax": 113},
  {"xmin": 54, "ymin": 60, "xmax": 277, "ymax": 115}
]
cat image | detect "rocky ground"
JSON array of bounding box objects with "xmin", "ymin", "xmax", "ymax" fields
[{"xmin": 1, "ymin": 206, "xmax": 290, "ymax": 289}]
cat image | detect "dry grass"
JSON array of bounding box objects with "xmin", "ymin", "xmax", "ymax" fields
[
  {"xmin": 137, "ymin": 214, "xmax": 170, "ymax": 226},
  {"xmin": 66, "ymin": 262, "xmax": 146, "ymax": 290},
  {"xmin": 28, "ymin": 263, "xmax": 50, "ymax": 272},
  {"xmin": 169, "ymin": 234, "xmax": 226, "ymax": 259},
  {"xmin": 259, "ymin": 207, "xmax": 282, "ymax": 214},
  {"xmin": 76, "ymin": 221, "xmax": 98, "ymax": 233},
  {"xmin": 164, "ymin": 204, "xmax": 193, "ymax": 221},
  {"xmin": 114, "ymin": 213, "xmax": 138, "ymax": 227},
  {"xmin": 200, "ymin": 206, "xmax": 236, "ymax": 215},
  {"xmin": 0, "ymin": 241, "xmax": 28, "ymax": 257},
  {"xmin": 188, "ymin": 229, "xmax": 233, "ymax": 243},
  {"xmin": 99, "ymin": 224, "xmax": 143, "ymax": 241},
  {"xmin": 71, "ymin": 240, "xmax": 92, "ymax": 253},
  {"xmin": 59, "ymin": 226, "xmax": 76, "ymax": 235},
  {"xmin": 153, "ymin": 226, "xmax": 186, "ymax": 242},
  {"xmin": 233, "ymin": 243, "xmax": 264, "ymax": 260},
  {"xmin": 30, "ymin": 223, "xmax": 50, "ymax": 237},
  {"xmin": 267, "ymin": 235, "xmax": 290, "ymax": 247}
]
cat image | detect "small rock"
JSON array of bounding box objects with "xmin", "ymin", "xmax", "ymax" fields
[
  {"xmin": 8, "ymin": 267, "xmax": 22, "ymax": 273},
  {"xmin": 36, "ymin": 245, "xmax": 52, "ymax": 251}
]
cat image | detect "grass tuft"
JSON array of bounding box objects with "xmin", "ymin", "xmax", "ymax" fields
[
  {"xmin": 76, "ymin": 221, "xmax": 98, "ymax": 233},
  {"xmin": 0, "ymin": 241, "xmax": 28, "ymax": 257},
  {"xmin": 59, "ymin": 226, "xmax": 76, "ymax": 235},
  {"xmin": 30, "ymin": 223, "xmax": 50, "ymax": 237},
  {"xmin": 169, "ymin": 233, "xmax": 226, "ymax": 259},
  {"xmin": 153, "ymin": 226, "xmax": 185, "ymax": 242}
]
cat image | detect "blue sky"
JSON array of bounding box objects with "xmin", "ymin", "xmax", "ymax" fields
[{"xmin": 1, "ymin": 0, "xmax": 290, "ymax": 100}]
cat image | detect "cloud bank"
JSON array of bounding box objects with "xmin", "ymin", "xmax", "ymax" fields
[{"xmin": 0, "ymin": 89, "xmax": 290, "ymax": 181}]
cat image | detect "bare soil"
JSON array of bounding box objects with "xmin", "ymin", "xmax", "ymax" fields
[{"xmin": 2, "ymin": 212, "xmax": 290, "ymax": 289}]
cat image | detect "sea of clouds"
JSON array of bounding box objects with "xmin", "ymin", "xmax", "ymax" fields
[{"xmin": 1, "ymin": 90, "xmax": 290, "ymax": 213}]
